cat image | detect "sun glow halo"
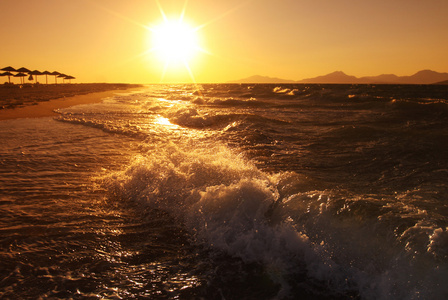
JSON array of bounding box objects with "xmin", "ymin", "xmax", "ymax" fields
[{"xmin": 151, "ymin": 20, "xmax": 200, "ymax": 64}]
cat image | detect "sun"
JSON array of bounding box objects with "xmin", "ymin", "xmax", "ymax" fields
[
  {"xmin": 142, "ymin": 0, "xmax": 216, "ymax": 82},
  {"xmin": 151, "ymin": 20, "xmax": 200, "ymax": 64}
]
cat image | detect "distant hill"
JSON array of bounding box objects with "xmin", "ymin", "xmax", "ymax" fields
[
  {"xmin": 397, "ymin": 70, "xmax": 448, "ymax": 84},
  {"xmin": 434, "ymin": 80, "xmax": 448, "ymax": 85},
  {"xmin": 297, "ymin": 71, "xmax": 358, "ymax": 84},
  {"xmin": 298, "ymin": 70, "xmax": 448, "ymax": 84},
  {"xmin": 228, "ymin": 75, "xmax": 295, "ymax": 84},
  {"xmin": 357, "ymin": 74, "xmax": 400, "ymax": 84},
  {"xmin": 230, "ymin": 70, "xmax": 448, "ymax": 84}
]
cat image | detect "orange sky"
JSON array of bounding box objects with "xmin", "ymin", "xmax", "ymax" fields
[{"xmin": 1, "ymin": 0, "xmax": 447, "ymax": 83}]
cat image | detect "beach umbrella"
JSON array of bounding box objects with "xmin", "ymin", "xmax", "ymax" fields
[
  {"xmin": 64, "ymin": 75, "xmax": 75, "ymax": 83},
  {"xmin": 29, "ymin": 70, "xmax": 42, "ymax": 84},
  {"xmin": 16, "ymin": 67, "xmax": 31, "ymax": 73},
  {"xmin": 51, "ymin": 71, "xmax": 62, "ymax": 84},
  {"xmin": 42, "ymin": 71, "xmax": 52, "ymax": 84},
  {"xmin": 14, "ymin": 72, "xmax": 27, "ymax": 84},
  {"xmin": 17, "ymin": 67, "xmax": 31, "ymax": 83},
  {"xmin": 1, "ymin": 66, "xmax": 16, "ymax": 72},
  {"xmin": 0, "ymin": 71, "xmax": 13, "ymax": 83},
  {"xmin": 57, "ymin": 74, "xmax": 67, "ymax": 83}
]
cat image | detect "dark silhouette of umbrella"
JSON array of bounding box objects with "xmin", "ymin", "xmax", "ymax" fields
[
  {"xmin": 64, "ymin": 75, "xmax": 75, "ymax": 83},
  {"xmin": 57, "ymin": 74, "xmax": 67, "ymax": 83},
  {"xmin": 14, "ymin": 72, "xmax": 27, "ymax": 84},
  {"xmin": 42, "ymin": 71, "xmax": 52, "ymax": 84},
  {"xmin": 0, "ymin": 71, "xmax": 13, "ymax": 83},
  {"xmin": 29, "ymin": 70, "xmax": 43, "ymax": 84},
  {"xmin": 51, "ymin": 71, "xmax": 62, "ymax": 84},
  {"xmin": 1, "ymin": 66, "xmax": 16, "ymax": 72},
  {"xmin": 17, "ymin": 67, "xmax": 31, "ymax": 73},
  {"xmin": 16, "ymin": 68, "xmax": 31, "ymax": 84}
]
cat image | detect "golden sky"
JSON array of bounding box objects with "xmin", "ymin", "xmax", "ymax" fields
[{"xmin": 1, "ymin": 0, "xmax": 447, "ymax": 83}]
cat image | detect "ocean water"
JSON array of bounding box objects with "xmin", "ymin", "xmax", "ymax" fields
[{"xmin": 1, "ymin": 84, "xmax": 448, "ymax": 299}]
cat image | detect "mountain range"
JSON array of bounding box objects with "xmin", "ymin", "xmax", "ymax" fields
[{"xmin": 229, "ymin": 70, "xmax": 448, "ymax": 84}]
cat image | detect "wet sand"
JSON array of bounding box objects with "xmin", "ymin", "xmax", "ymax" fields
[{"xmin": 0, "ymin": 83, "xmax": 142, "ymax": 120}]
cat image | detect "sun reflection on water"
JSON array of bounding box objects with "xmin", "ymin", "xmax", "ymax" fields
[{"xmin": 155, "ymin": 116, "xmax": 175, "ymax": 126}]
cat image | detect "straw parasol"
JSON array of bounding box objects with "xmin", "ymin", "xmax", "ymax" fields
[
  {"xmin": 64, "ymin": 75, "xmax": 75, "ymax": 83},
  {"xmin": 1, "ymin": 67, "xmax": 16, "ymax": 84},
  {"xmin": 1, "ymin": 66, "xmax": 16, "ymax": 72},
  {"xmin": 29, "ymin": 70, "xmax": 43, "ymax": 84},
  {"xmin": 51, "ymin": 71, "xmax": 62, "ymax": 84},
  {"xmin": 16, "ymin": 68, "xmax": 31, "ymax": 84},
  {"xmin": 42, "ymin": 71, "xmax": 52, "ymax": 84},
  {"xmin": 16, "ymin": 67, "xmax": 31, "ymax": 73},
  {"xmin": 57, "ymin": 74, "xmax": 67, "ymax": 84},
  {"xmin": 14, "ymin": 72, "xmax": 27, "ymax": 84},
  {"xmin": 0, "ymin": 71, "xmax": 13, "ymax": 83}
]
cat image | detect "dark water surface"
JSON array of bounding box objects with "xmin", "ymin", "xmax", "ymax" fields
[{"xmin": 1, "ymin": 84, "xmax": 448, "ymax": 299}]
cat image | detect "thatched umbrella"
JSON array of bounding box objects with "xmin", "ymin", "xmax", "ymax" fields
[
  {"xmin": 64, "ymin": 75, "xmax": 75, "ymax": 83},
  {"xmin": 29, "ymin": 70, "xmax": 43, "ymax": 84},
  {"xmin": 1, "ymin": 67, "xmax": 16, "ymax": 84},
  {"xmin": 57, "ymin": 74, "xmax": 67, "ymax": 83},
  {"xmin": 51, "ymin": 71, "xmax": 62, "ymax": 84},
  {"xmin": 14, "ymin": 72, "xmax": 27, "ymax": 84},
  {"xmin": 42, "ymin": 71, "xmax": 52, "ymax": 84},
  {"xmin": 17, "ymin": 68, "xmax": 31, "ymax": 84},
  {"xmin": 1, "ymin": 66, "xmax": 16, "ymax": 72},
  {"xmin": 17, "ymin": 67, "xmax": 31, "ymax": 73},
  {"xmin": 0, "ymin": 71, "xmax": 13, "ymax": 83}
]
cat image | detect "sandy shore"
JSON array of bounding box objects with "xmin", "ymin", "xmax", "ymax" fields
[{"xmin": 0, "ymin": 83, "xmax": 142, "ymax": 120}]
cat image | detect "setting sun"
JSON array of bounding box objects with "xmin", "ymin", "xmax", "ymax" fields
[
  {"xmin": 145, "ymin": 8, "xmax": 207, "ymax": 83},
  {"xmin": 151, "ymin": 20, "xmax": 200, "ymax": 64}
]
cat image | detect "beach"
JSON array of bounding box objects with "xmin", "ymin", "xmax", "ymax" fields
[{"xmin": 0, "ymin": 83, "xmax": 142, "ymax": 120}]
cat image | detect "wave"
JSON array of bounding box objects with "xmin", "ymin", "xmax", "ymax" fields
[
  {"xmin": 164, "ymin": 106, "xmax": 290, "ymax": 130},
  {"xmin": 99, "ymin": 140, "xmax": 448, "ymax": 299},
  {"xmin": 100, "ymin": 142, "xmax": 331, "ymax": 297},
  {"xmin": 7, "ymin": 83, "xmax": 448, "ymax": 299},
  {"xmin": 388, "ymin": 99, "xmax": 448, "ymax": 120},
  {"xmin": 55, "ymin": 114, "xmax": 149, "ymax": 139},
  {"xmin": 53, "ymin": 85, "xmax": 448, "ymax": 298},
  {"xmin": 202, "ymin": 97, "xmax": 271, "ymax": 108}
]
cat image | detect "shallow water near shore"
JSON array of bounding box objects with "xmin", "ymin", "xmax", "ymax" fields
[
  {"xmin": 0, "ymin": 83, "xmax": 141, "ymax": 110},
  {"xmin": 1, "ymin": 84, "xmax": 448, "ymax": 299}
]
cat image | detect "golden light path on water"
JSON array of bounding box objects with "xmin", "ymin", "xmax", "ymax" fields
[
  {"xmin": 90, "ymin": 94, "xmax": 217, "ymax": 297},
  {"xmin": 155, "ymin": 116, "xmax": 175, "ymax": 126}
]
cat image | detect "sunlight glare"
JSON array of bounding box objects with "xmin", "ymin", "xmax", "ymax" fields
[
  {"xmin": 155, "ymin": 116, "xmax": 174, "ymax": 126},
  {"xmin": 151, "ymin": 20, "xmax": 200, "ymax": 64}
]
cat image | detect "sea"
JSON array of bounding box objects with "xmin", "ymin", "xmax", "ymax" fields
[{"xmin": 1, "ymin": 84, "xmax": 448, "ymax": 299}]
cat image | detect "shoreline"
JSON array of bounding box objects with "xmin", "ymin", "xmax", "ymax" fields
[{"xmin": 0, "ymin": 84, "xmax": 142, "ymax": 121}]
